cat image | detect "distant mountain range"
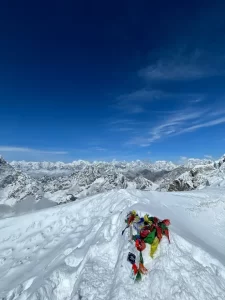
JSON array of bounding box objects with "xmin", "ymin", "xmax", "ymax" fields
[{"xmin": 0, "ymin": 154, "xmax": 225, "ymax": 218}]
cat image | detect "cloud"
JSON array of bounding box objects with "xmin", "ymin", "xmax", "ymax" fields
[
  {"xmin": 118, "ymin": 89, "xmax": 164, "ymax": 102},
  {"xmin": 110, "ymin": 119, "xmax": 136, "ymax": 125},
  {"xmin": 140, "ymin": 62, "xmax": 212, "ymax": 81},
  {"xmin": 111, "ymin": 127, "xmax": 134, "ymax": 132},
  {"xmin": 115, "ymin": 102, "xmax": 144, "ymax": 114},
  {"xmin": 180, "ymin": 156, "xmax": 188, "ymax": 161},
  {"xmin": 114, "ymin": 50, "xmax": 224, "ymax": 117},
  {"xmin": 204, "ymin": 155, "xmax": 213, "ymax": 159},
  {"xmin": 109, "ymin": 119, "xmax": 142, "ymax": 133},
  {"xmin": 189, "ymin": 97, "xmax": 204, "ymax": 103},
  {"xmin": 208, "ymin": 109, "xmax": 225, "ymax": 117},
  {"xmin": 139, "ymin": 51, "xmax": 225, "ymax": 81},
  {"xmin": 91, "ymin": 147, "xmax": 107, "ymax": 151},
  {"xmin": 115, "ymin": 87, "xmax": 204, "ymax": 115},
  {"xmin": 126, "ymin": 107, "xmax": 225, "ymax": 147},
  {"xmin": 142, "ymin": 110, "xmax": 205, "ymax": 145},
  {"xmin": 178, "ymin": 156, "xmax": 189, "ymax": 164},
  {"xmin": 110, "ymin": 119, "xmax": 148, "ymax": 126},
  {"xmin": 109, "ymin": 119, "xmax": 150, "ymax": 135},
  {"xmin": 115, "ymin": 89, "xmax": 164, "ymax": 114},
  {"xmin": 0, "ymin": 146, "xmax": 68, "ymax": 155},
  {"xmin": 180, "ymin": 117, "xmax": 225, "ymax": 133}
]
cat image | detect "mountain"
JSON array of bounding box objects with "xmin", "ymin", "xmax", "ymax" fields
[
  {"xmin": 8, "ymin": 159, "xmax": 180, "ymax": 203},
  {"xmin": 0, "ymin": 156, "xmax": 46, "ymax": 217},
  {"xmin": 1, "ymin": 155, "xmax": 225, "ymax": 217},
  {"xmin": 1, "ymin": 157, "xmax": 160, "ymax": 214},
  {"xmin": 1, "ymin": 155, "xmax": 225, "ymax": 299},
  {"xmin": 0, "ymin": 188, "xmax": 224, "ymax": 299},
  {"xmin": 41, "ymin": 164, "xmax": 157, "ymax": 204},
  {"xmin": 6, "ymin": 159, "xmax": 176, "ymax": 207},
  {"xmin": 156, "ymin": 166, "xmax": 190, "ymax": 191},
  {"xmin": 181, "ymin": 158, "xmax": 213, "ymax": 168},
  {"xmin": 10, "ymin": 159, "xmax": 178, "ymax": 175},
  {"xmin": 166, "ymin": 155, "xmax": 225, "ymax": 191}
]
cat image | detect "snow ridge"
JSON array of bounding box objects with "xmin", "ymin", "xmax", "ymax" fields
[{"xmin": 0, "ymin": 189, "xmax": 224, "ymax": 299}]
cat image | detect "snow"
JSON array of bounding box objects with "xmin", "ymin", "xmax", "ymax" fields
[
  {"xmin": 10, "ymin": 157, "xmax": 218, "ymax": 174},
  {"xmin": 2, "ymin": 153, "xmax": 225, "ymax": 221},
  {"xmin": 165, "ymin": 156, "xmax": 225, "ymax": 192},
  {"xmin": 1, "ymin": 156, "xmax": 158, "ymax": 215},
  {"xmin": 9, "ymin": 155, "xmax": 225, "ymax": 197},
  {"xmin": 183, "ymin": 158, "xmax": 213, "ymax": 168},
  {"xmin": 0, "ymin": 188, "xmax": 225, "ymax": 299},
  {"xmin": 10, "ymin": 159, "xmax": 178, "ymax": 174}
]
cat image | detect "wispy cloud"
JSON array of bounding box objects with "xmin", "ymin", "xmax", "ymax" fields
[
  {"xmin": 139, "ymin": 61, "xmax": 213, "ymax": 81},
  {"xmin": 180, "ymin": 117, "xmax": 225, "ymax": 133},
  {"xmin": 204, "ymin": 155, "xmax": 213, "ymax": 159},
  {"xmin": 91, "ymin": 147, "xmax": 107, "ymax": 151},
  {"xmin": 115, "ymin": 87, "xmax": 204, "ymax": 114},
  {"xmin": 118, "ymin": 89, "xmax": 164, "ymax": 102},
  {"xmin": 0, "ymin": 146, "xmax": 68, "ymax": 154},
  {"xmin": 111, "ymin": 127, "xmax": 134, "ymax": 132},
  {"xmin": 139, "ymin": 51, "xmax": 225, "ymax": 81},
  {"xmin": 180, "ymin": 156, "xmax": 188, "ymax": 161},
  {"xmin": 178, "ymin": 156, "xmax": 189, "ymax": 164},
  {"xmin": 110, "ymin": 119, "xmax": 147, "ymax": 126},
  {"xmin": 144, "ymin": 110, "xmax": 205, "ymax": 145},
  {"xmin": 110, "ymin": 119, "xmax": 136, "ymax": 125},
  {"xmin": 126, "ymin": 107, "xmax": 225, "ymax": 147},
  {"xmin": 115, "ymin": 89, "xmax": 163, "ymax": 114},
  {"xmin": 208, "ymin": 109, "xmax": 225, "ymax": 117},
  {"xmin": 189, "ymin": 97, "xmax": 205, "ymax": 104},
  {"xmin": 109, "ymin": 118, "xmax": 149, "ymax": 134},
  {"xmin": 115, "ymin": 102, "xmax": 144, "ymax": 114}
]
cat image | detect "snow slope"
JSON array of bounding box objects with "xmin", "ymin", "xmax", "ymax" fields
[{"xmin": 0, "ymin": 188, "xmax": 225, "ymax": 300}]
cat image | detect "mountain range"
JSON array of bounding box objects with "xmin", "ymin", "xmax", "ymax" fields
[
  {"xmin": 1, "ymin": 154, "xmax": 225, "ymax": 218},
  {"xmin": 1, "ymin": 155, "xmax": 225, "ymax": 299}
]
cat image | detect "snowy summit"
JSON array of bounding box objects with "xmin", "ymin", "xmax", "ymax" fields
[{"xmin": 0, "ymin": 155, "xmax": 225, "ymax": 299}]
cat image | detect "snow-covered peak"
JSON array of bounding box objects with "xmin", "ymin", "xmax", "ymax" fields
[
  {"xmin": 0, "ymin": 155, "xmax": 7, "ymax": 165},
  {"xmin": 165, "ymin": 155, "xmax": 225, "ymax": 192},
  {"xmin": 4, "ymin": 154, "xmax": 225, "ymax": 207},
  {"xmin": 182, "ymin": 158, "xmax": 213, "ymax": 168},
  {"xmin": 1, "ymin": 156, "xmax": 157, "ymax": 212},
  {"xmin": 214, "ymin": 154, "xmax": 225, "ymax": 168},
  {"xmin": 10, "ymin": 159, "xmax": 178, "ymax": 173},
  {"xmin": 152, "ymin": 160, "xmax": 177, "ymax": 171},
  {"xmin": 0, "ymin": 156, "xmax": 42, "ymax": 209}
]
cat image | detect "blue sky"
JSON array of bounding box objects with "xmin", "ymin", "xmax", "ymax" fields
[{"xmin": 0, "ymin": 0, "xmax": 225, "ymax": 162}]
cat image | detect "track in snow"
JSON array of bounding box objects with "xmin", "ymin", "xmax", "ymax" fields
[{"xmin": 0, "ymin": 189, "xmax": 225, "ymax": 300}]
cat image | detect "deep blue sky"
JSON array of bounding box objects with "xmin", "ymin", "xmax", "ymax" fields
[{"xmin": 0, "ymin": 0, "xmax": 225, "ymax": 162}]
